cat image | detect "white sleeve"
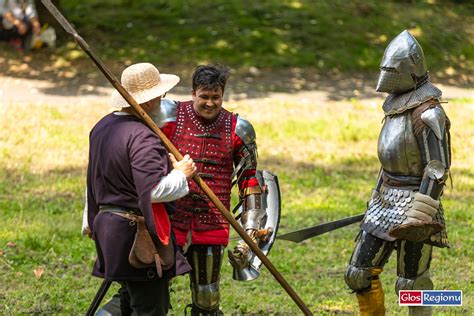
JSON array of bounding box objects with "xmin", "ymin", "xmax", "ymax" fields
[
  {"xmin": 151, "ymin": 169, "xmax": 189, "ymax": 202},
  {"xmin": 81, "ymin": 187, "xmax": 90, "ymax": 236}
]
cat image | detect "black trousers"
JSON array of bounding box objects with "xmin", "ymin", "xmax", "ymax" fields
[{"xmin": 119, "ymin": 279, "xmax": 170, "ymax": 316}]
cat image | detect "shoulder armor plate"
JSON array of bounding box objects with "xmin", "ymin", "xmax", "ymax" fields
[
  {"xmin": 421, "ymin": 107, "xmax": 446, "ymax": 139},
  {"xmin": 235, "ymin": 115, "xmax": 256, "ymax": 145},
  {"xmin": 153, "ymin": 99, "xmax": 178, "ymax": 127}
]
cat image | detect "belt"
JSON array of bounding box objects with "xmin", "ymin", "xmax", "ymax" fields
[
  {"xmin": 382, "ymin": 171, "xmax": 421, "ymax": 187},
  {"xmin": 184, "ymin": 207, "xmax": 209, "ymax": 213},
  {"xmin": 99, "ymin": 205, "xmax": 142, "ymax": 215}
]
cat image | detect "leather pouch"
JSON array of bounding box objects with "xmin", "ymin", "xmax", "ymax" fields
[{"xmin": 116, "ymin": 213, "xmax": 175, "ymax": 277}]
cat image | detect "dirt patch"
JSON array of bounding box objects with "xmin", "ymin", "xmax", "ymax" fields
[{"xmin": 1, "ymin": 45, "xmax": 472, "ymax": 106}]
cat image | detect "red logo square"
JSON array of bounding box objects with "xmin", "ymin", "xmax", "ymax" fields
[{"xmin": 399, "ymin": 290, "xmax": 422, "ymax": 305}]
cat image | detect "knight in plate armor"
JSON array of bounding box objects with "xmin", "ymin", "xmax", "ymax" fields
[
  {"xmin": 344, "ymin": 30, "xmax": 451, "ymax": 316},
  {"xmin": 155, "ymin": 64, "xmax": 274, "ymax": 315}
]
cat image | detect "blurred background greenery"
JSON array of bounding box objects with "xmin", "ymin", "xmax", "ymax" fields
[{"xmin": 1, "ymin": 0, "xmax": 472, "ymax": 89}]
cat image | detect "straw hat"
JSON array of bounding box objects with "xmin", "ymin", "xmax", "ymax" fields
[{"xmin": 110, "ymin": 63, "xmax": 180, "ymax": 108}]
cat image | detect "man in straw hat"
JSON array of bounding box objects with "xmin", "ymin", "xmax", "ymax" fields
[{"xmin": 85, "ymin": 62, "xmax": 196, "ymax": 315}]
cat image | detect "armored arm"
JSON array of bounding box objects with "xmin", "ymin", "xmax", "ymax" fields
[
  {"xmin": 389, "ymin": 104, "xmax": 451, "ymax": 241},
  {"xmin": 408, "ymin": 106, "xmax": 450, "ymax": 222},
  {"xmin": 418, "ymin": 106, "xmax": 450, "ymax": 199},
  {"xmin": 233, "ymin": 116, "xmax": 265, "ymax": 231},
  {"xmin": 228, "ymin": 116, "xmax": 268, "ymax": 275}
]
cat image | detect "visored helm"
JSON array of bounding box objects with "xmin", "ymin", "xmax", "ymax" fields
[{"xmin": 376, "ymin": 30, "xmax": 427, "ymax": 94}]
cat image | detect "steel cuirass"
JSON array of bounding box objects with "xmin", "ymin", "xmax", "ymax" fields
[
  {"xmin": 378, "ymin": 113, "xmax": 423, "ymax": 175},
  {"xmin": 360, "ymin": 94, "xmax": 449, "ymax": 247}
]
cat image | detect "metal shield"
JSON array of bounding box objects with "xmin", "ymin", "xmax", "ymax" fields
[{"xmin": 232, "ymin": 170, "xmax": 281, "ymax": 281}]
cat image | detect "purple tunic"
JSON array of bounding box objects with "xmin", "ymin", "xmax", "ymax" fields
[{"xmin": 87, "ymin": 112, "xmax": 173, "ymax": 281}]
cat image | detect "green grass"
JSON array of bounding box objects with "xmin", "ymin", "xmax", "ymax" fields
[{"xmin": 1, "ymin": 95, "xmax": 472, "ymax": 314}]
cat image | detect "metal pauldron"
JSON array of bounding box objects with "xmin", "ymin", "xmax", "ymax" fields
[
  {"xmin": 233, "ymin": 115, "xmax": 258, "ymax": 182},
  {"xmin": 421, "ymin": 107, "xmax": 446, "ymax": 140},
  {"xmin": 154, "ymin": 98, "xmax": 178, "ymax": 127},
  {"xmin": 235, "ymin": 115, "xmax": 256, "ymax": 146},
  {"xmin": 420, "ymin": 107, "xmax": 450, "ymax": 170}
]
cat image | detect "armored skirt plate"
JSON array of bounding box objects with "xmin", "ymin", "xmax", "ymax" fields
[{"xmin": 361, "ymin": 185, "xmax": 448, "ymax": 247}]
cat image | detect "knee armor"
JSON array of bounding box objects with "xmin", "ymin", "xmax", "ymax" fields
[
  {"xmin": 345, "ymin": 265, "xmax": 373, "ymax": 292},
  {"xmin": 396, "ymin": 270, "xmax": 433, "ymax": 292},
  {"xmin": 192, "ymin": 282, "xmax": 220, "ymax": 312}
]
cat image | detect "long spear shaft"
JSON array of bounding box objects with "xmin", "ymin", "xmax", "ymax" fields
[{"xmin": 40, "ymin": 1, "xmax": 312, "ymax": 314}]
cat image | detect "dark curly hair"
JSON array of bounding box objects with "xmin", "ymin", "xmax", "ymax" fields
[{"xmin": 192, "ymin": 64, "xmax": 230, "ymax": 92}]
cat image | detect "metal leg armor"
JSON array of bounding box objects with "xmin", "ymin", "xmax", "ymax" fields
[
  {"xmin": 345, "ymin": 231, "xmax": 395, "ymax": 315},
  {"xmin": 95, "ymin": 284, "xmax": 131, "ymax": 316},
  {"xmin": 95, "ymin": 295, "xmax": 122, "ymax": 316},
  {"xmin": 186, "ymin": 245, "xmax": 224, "ymax": 316},
  {"xmin": 396, "ymin": 240, "xmax": 433, "ymax": 316}
]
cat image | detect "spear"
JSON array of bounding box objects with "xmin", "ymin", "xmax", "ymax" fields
[{"xmin": 40, "ymin": 1, "xmax": 312, "ymax": 314}]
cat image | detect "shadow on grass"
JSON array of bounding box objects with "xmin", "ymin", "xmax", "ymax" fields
[
  {"xmin": 1, "ymin": 47, "xmax": 470, "ymax": 103},
  {"xmin": 0, "ymin": 46, "xmax": 382, "ymax": 101}
]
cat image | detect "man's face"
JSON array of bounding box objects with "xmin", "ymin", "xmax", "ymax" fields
[
  {"xmin": 192, "ymin": 86, "xmax": 223, "ymax": 121},
  {"xmin": 143, "ymin": 96, "xmax": 161, "ymax": 117}
]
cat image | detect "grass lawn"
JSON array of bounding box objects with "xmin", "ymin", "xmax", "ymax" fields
[{"xmin": 0, "ymin": 93, "xmax": 472, "ymax": 314}]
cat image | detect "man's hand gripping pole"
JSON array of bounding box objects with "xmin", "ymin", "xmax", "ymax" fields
[{"xmin": 40, "ymin": 1, "xmax": 312, "ymax": 314}]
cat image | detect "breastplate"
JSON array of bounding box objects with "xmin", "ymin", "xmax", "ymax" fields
[
  {"xmin": 170, "ymin": 102, "xmax": 234, "ymax": 231},
  {"xmin": 377, "ymin": 112, "xmax": 423, "ymax": 176}
]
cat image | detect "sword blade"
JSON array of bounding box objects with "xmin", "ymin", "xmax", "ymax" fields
[{"xmin": 277, "ymin": 213, "xmax": 365, "ymax": 243}]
